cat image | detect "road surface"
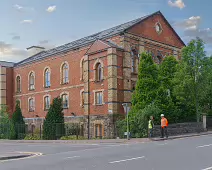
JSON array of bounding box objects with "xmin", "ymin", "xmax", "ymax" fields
[{"xmin": 0, "ymin": 135, "xmax": 212, "ymax": 170}]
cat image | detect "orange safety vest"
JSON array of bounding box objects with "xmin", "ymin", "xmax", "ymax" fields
[{"xmin": 161, "ymin": 118, "xmax": 168, "ymax": 128}]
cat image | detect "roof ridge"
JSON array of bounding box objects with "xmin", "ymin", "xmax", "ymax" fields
[{"xmin": 15, "ymin": 11, "xmax": 158, "ymax": 67}]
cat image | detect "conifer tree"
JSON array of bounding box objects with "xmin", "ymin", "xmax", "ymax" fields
[
  {"xmin": 43, "ymin": 97, "xmax": 65, "ymax": 140},
  {"xmin": 12, "ymin": 101, "xmax": 25, "ymax": 139}
]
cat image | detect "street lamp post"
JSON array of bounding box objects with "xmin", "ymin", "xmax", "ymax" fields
[{"xmin": 122, "ymin": 103, "xmax": 131, "ymax": 140}]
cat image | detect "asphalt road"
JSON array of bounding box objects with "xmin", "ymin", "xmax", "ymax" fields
[{"xmin": 0, "ymin": 135, "xmax": 212, "ymax": 170}]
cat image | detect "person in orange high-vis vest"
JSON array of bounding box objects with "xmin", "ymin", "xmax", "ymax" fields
[{"xmin": 160, "ymin": 114, "xmax": 168, "ymax": 138}]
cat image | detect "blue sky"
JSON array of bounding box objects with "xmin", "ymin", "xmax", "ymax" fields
[{"xmin": 0, "ymin": 0, "xmax": 211, "ymax": 62}]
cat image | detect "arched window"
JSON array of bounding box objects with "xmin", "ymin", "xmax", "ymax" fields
[
  {"xmin": 96, "ymin": 63, "xmax": 102, "ymax": 81},
  {"xmin": 44, "ymin": 68, "xmax": 50, "ymax": 88},
  {"xmin": 29, "ymin": 98, "xmax": 35, "ymax": 112},
  {"xmin": 61, "ymin": 93, "xmax": 69, "ymax": 109},
  {"xmin": 81, "ymin": 59, "xmax": 84, "ymax": 81},
  {"xmin": 29, "ymin": 72, "xmax": 35, "ymax": 90},
  {"xmin": 131, "ymin": 49, "xmax": 137, "ymax": 73},
  {"xmin": 61, "ymin": 63, "xmax": 69, "ymax": 84},
  {"xmin": 81, "ymin": 91, "xmax": 85, "ymax": 107},
  {"xmin": 156, "ymin": 51, "xmax": 163, "ymax": 64},
  {"xmin": 44, "ymin": 96, "xmax": 50, "ymax": 110},
  {"xmin": 16, "ymin": 76, "xmax": 21, "ymax": 93}
]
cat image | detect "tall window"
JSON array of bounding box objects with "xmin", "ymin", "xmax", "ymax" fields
[
  {"xmin": 96, "ymin": 63, "xmax": 102, "ymax": 81},
  {"xmin": 62, "ymin": 63, "xmax": 69, "ymax": 84},
  {"xmin": 62, "ymin": 94, "xmax": 68, "ymax": 109},
  {"xmin": 29, "ymin": 72, "xmax": 35, "ymax": 90},
  {"xmin": 81, "ymin": 59, "xmax": 84, "ymax": 81},
  {"xmin": 44, "ymin": 68, "xmax": 50, "ymax": 88},
  {"xmin": 81, "ymin": 91, "xmax": 85, "ymax": 107},
  {"xmin": 44, "ymin": 96, "xmax": 50, "ymax": 110},
  {"xmin": 95, "ymin": 91, "xmax": 103, "ymax": 105},
  {"xmin": 16, "ymin": 76, "xmax": 21, "ymax": 93},
  {"xmin": 29, "ymin": 98, "xmax": 35, "ymax": 112},
  {"xmin": 131, "ymin": 49, "xmax": 137, "ymax": 73}
]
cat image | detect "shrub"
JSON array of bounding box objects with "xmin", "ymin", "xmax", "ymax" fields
[
  {"xmin": 12, "ymin": 101, "xmax": 25, "ymax": 139},
  {"xmin": 43, "ymin": 97, "xmax": 65, "ymax": 140},
  {"xmin": 24, "ymin": 134, "xmax": 40, "ymax": 140},
  {"xmin": 0, "ymin": 105, "xmax": 15, "ymax": 139}
]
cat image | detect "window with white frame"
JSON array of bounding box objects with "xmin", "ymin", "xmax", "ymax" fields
[
  {"xmin": 29, "ymin": 72, "xmax": 35, "ymax": 90},
  {"xmin": 61, "ymin": 93, "xmax": 69, "ymax": 109},
  {"xmin": 95, "ymin": 91, "xmax": 103, "ymax": 105},
  {"xmin": 44, "ymin": 96, "xmax": 50, "ymax": 110},
  {"xmin": 29, "ymin": 98, "xmax": 35, "ymax": 112},
  {"xmin": 44, "ymin": 68, "xmax": 51, "ymax": 88},
  {"xmin": 61, "ymin": 63, "xmax": 69, "ymax": 84},
  {"xmin": 16, "ymin": 76, "xmax": 21, "ymax": 93}
]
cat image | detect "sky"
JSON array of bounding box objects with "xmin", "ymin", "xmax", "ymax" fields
[{"xmin": 0, "ymin": 0, "xmax": 211, "ymax": 62}]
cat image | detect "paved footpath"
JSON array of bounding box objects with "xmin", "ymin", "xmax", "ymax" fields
[{"xmin": 0, "ymin": 133, "xmax": 212, "ymax": 170}]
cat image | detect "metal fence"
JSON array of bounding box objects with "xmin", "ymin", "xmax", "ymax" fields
[
  {"xmin": 0, "ymin": 122, "xmax": 117, "ymax": 140},
  {"xmin": 0, "ymin": 123, "xmax": 85, "ymax": 140},
  {"xmin": 206, "ymin": 116, "xmax": 212, "ymax": 130}
]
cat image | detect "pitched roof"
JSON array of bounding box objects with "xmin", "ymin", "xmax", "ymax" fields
[
  {"xmin": 15, "ymin": 12, "xmax": 153, "ymax": 67},
  {"xmin": 15, "ymin": 11, "xmax": 184, "ymax": 67},
  {"xmin": 0, "ymin": 61, "xmax": 14, "ymax": 67},
  {"xmin": 85, "ymin": 39, "xmax": 124, "ymax": 55}
]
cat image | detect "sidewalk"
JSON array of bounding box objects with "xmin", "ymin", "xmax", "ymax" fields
[
  {"xmin": 0, "ymin": 131, "xmax": 211, "ymax": 144},
  {"xmin": 152, "ymin": 131, "xmax": 212, "ymax": 141}
]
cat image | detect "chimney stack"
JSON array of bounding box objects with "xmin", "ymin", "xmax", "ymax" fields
[{"xmin": 26, "ymin": 46, "xmax": 45, "ymax": 57}]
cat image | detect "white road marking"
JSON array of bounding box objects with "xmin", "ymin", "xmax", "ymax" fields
[
  {"xmin": 202, "ymin": 166, "xmax": 212, "ymax": 170},
  {"xmin": 0, "ymin": 152, "xmax": 43, "ymax": 163},
  {"xmin": 196, "ymin": 144, "xmax": 212, "ymax": 148},
  {"xmin": 109, "ymin": 156, "xmax": 145, "ymax": 164},
  {"xmin": 64, "ymin": 156, "xmax": 80, "ymax": 159},
  {"xmin": 156, "ymin": 142, "xmax": 168, "ymax": 146}
]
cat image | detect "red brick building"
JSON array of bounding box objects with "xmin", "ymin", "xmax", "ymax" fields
[{"xmin": 0, "ymin": 11, "xmax": 185, "ymax": 138}]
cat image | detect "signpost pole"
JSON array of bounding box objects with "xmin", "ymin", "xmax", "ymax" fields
[{"xmin": 122, "ymin": 103, "xmax": 130, "ymax": 140}]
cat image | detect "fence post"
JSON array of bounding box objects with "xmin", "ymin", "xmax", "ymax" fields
[
  {"xmin": 202, "ymin": 113, "xmax": 207, "ymax": 131},
  {"xmin": 40, "ymin": 124, "xmax": 42, "ymax": 139}
]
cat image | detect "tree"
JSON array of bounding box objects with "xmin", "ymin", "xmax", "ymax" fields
[
  {"xmin": 128, "ymin": 52, "xmax": 160, "ymax": 137},
  {"xmin": 157, "ymin": 56, "xmax": 179, "ymax": 123},
  {"xmin": 131, "ymin": 52, "xmax": 159, "ymax": 111},
  {"xmin": 43, "ymin": 97, "xmax": 65, "ymax": 140},
  {"xmin": 199, "ymin": 56, "xmax": 212, "ymax": 115},
  {"xmin": 173, "ymin": 37, "xmax": 207, "ymax": 122},
  {"xmin": 12, "ymin": 101, "xmax": 25, "ymax": 139},
  {"xmin": 0, "ymin": 105, "xmax": 15, "ymax": 139}
]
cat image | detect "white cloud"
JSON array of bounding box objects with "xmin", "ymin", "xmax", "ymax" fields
[
  {"xmin": 14, "ymin": 4, "xmax": 34, "ymax": 12},
  {"xmin": 173, "ymin": 16, "xmax": 212, "ymax": 45},
  {"xmin": 168, "ymin": 0, "xmax": 185, "ymax": 9},
  {"xmin": 46, "ymin": 6, "xmax": 56, "ymax": 13},
  {"xmin": 21, "ymin": 20, "xmax": 33, "ymax": 24},
  {"xmin": 0, "ymin": 41, "xmax": 28, "ymax": 62},
  {"xmin": 14, "ymin": 4, "xmax": 23, "ymax": 10},
  {"xmin": 173, "ymin": 16, "xmax": 201, "ymax": 30}
]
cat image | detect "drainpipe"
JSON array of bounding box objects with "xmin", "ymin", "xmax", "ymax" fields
[{"xmin": 87, "ymin": 56, "xmax": 90, "ymax": 140}]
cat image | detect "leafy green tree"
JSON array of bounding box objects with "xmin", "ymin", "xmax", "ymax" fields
[
  {"xmin": 173, "ymin": 37, "xmax": 206, "ymax": 122},
  {"xmin": 43, "ymin": 97, "xmax": 65, "ymax": 140},
  {"xmin": 199, "ymin": 56, "xmax": 212, "ymax": 115},
  {"xmin": 126, "ymin": 52, "xmax": 160, "ymax": 137},
  {"xmin": 12, "ymin": 101, "xmax": 25, "ymax": 139},
  {"xmin": 131, "ymin": 52, "xmax": 159, "ymax": 111},
  {"xmin": 157, "ymin": 56, "xmax": 179, "ymax": 123},
  {"xmin": 0, "ymin": 105, "xmax": 15, "ymax": 139}
]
